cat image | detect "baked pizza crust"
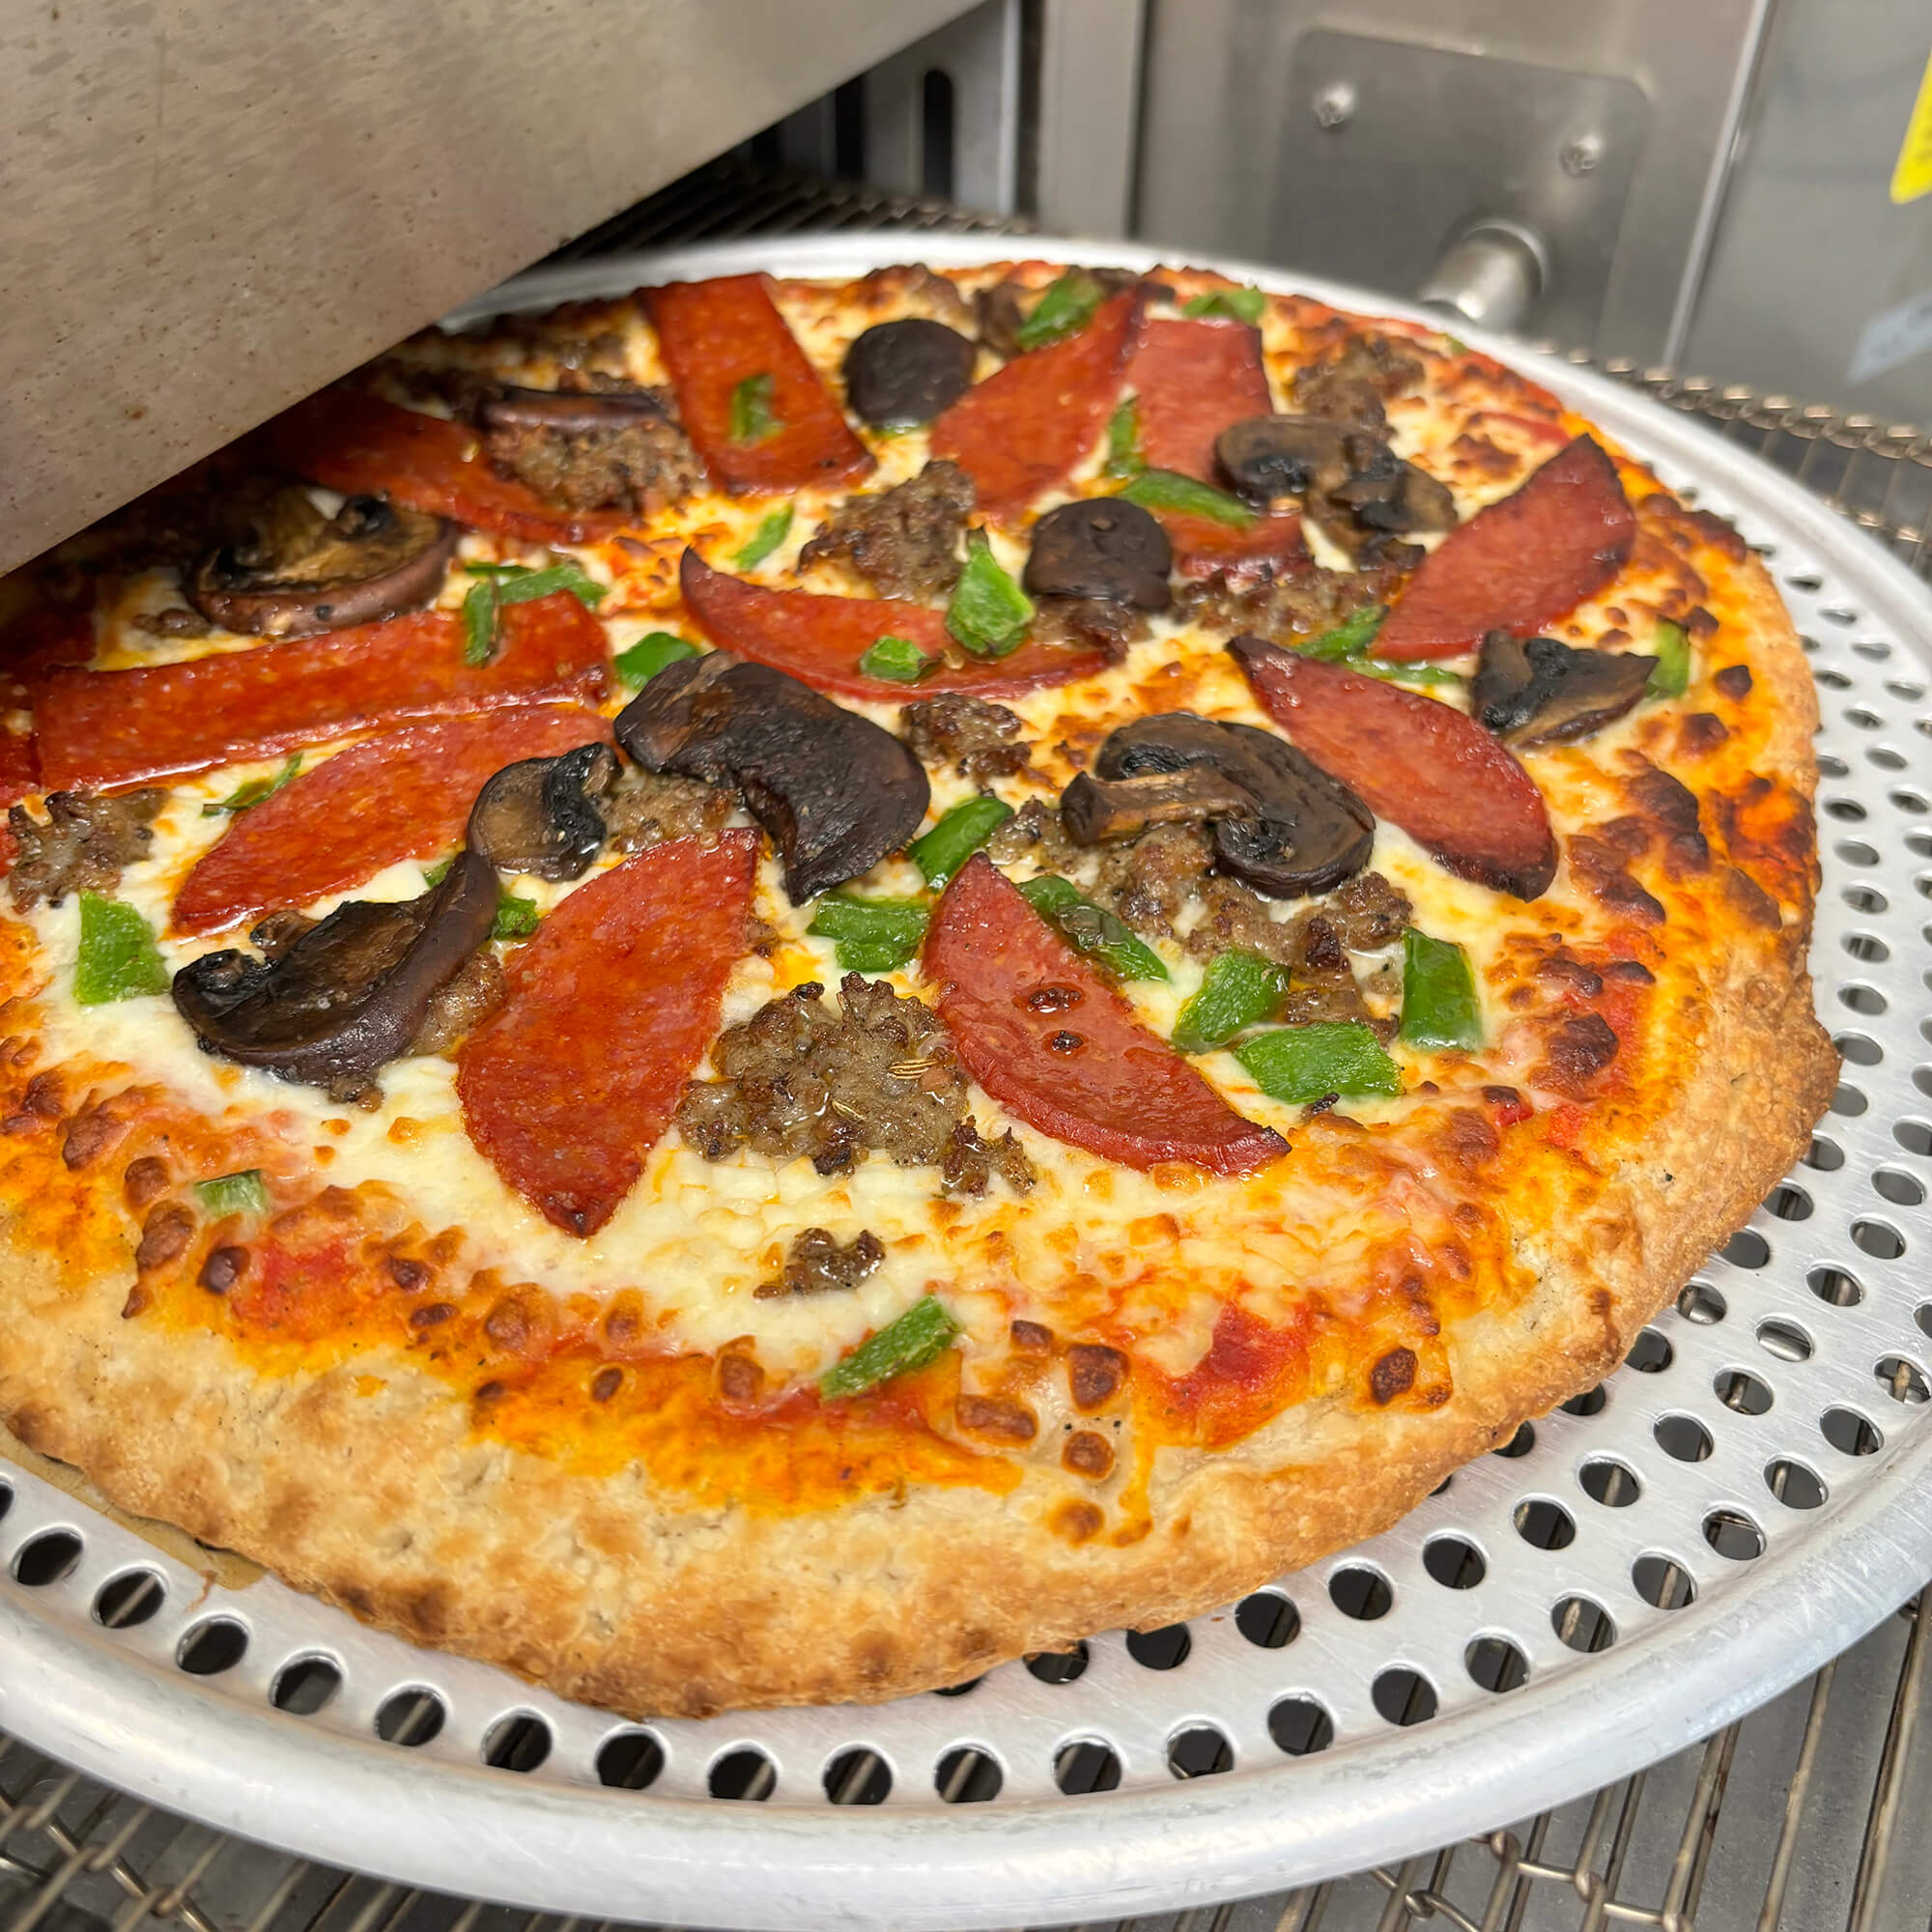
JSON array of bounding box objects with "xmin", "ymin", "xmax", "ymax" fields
[{"xmin": 0, "ymin": 272, "xmax": 1836, "ymax": 1716}]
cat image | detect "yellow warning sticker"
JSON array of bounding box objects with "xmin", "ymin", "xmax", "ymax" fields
[{"xmin": 1893, "ymin": 50, "xmax": 1932, "ymax": 204}]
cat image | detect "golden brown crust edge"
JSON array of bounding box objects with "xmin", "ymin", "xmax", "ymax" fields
[{"xmin": 0, "ymin": 548, "xmax": 1836, "ymax": 1719}]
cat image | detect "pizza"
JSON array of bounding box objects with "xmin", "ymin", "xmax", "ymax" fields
[{"xmin": 0, "ymin": 255, "xmax": 1836, "ymax": 1718}]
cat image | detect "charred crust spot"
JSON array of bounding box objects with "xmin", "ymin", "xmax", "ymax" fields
[
  {"xmin": 716, "ymin": 1351, "xmax": 765, "ymax": 1405},
  {"xmin": 955, "ymin": 1393, "xmax": 1038, "ymax": 1442},
  {"xmin": 1370, "ymin": 1347, "xmax": 1417, "ymax": 1406},
  {"xmin": 1603, "ymin": 959, "xmax": 1656, "ymax": 982},
  {"xmin": 387, "ymin": 1256, "xmax": 429, "ymax": 1292},
  {"xmin": 1536, "ymin": 1012, "xmax": 1622, "ymax": 1096},
  {"xmin": 1678, "ymin": 712, "xmax": 1729, "ymax": 756},
  {"xmin": 1066, "ymin": 1343, "xmax": 1128, "ymax": 1411},
  {"xmin": 1436, "ymin": 1107, "xmax": 1500, "ymax": 1177},
  {"xmin": 1009, "ymin": 1319, "xmax": 1054, "ymax": 1355},
  {"xmin": 1053, "ymin": 1499, "xmax": 1105, "ymax": 1544},
  {"xmin": 122, "ymin": 1154, "xmax": 169, "ymax": 1208},
  {"xmin": 121, "ymin": 1284, "xmax": 152, "ymax": 1319},
  {"xmin": 473, "ymin": 1379, "xmax": 505, "ymax": 1406},
  {"xmin": 1714, "ymin": 664, "xmax": 1753, "ymax": 700},
  {"xmin": 409, "ymin": 1301, "xmax": 457, "ymax": 1329},
  {"xmin": 134, "ymin": 1202, "xmax": 194, "ymax": 1272},
  {"xmin": 197, "ymin": 1244, "xmax": 248, "ymax": 1293},
  {"xmin": 484, "ymin": 1295, "xmax": 533, "ymax": 1351},
  {"xmin": 1483, "ymin": 1084, "xmax": 1525, "ymax": 1107},
  {"xmin": 1683, "ymin": 509, "xmax": 1749, "ymax": 561},
  {"xmin": 604, "ymin": 1303, "xmax": 641, "ymax": 1345},
  {"xmin": 1063, "ymin": 1430, "xmax": 1116, "ymax": 1479},
  {"xmin": 590, "ymin": 1365, "xmax": 623, "ymax": 1403},
  {"xmin": 1620, "ymin": 760, "xmax": 1709, "ymax": 873},
  {"xmin": 1537, "ymin": 954, "xmax": 1604, "ymax": 998},
  {"xmin": 22, "ymin": 1072, "xmax": 64, "ymax": 1120},
  {"xmin": 1722, "ymin": 866, "xmax": 1784, "ymax": 930},
  {"xmin": 1567, "ymin": 836, "xmax": 1666, "ymax": 924}
]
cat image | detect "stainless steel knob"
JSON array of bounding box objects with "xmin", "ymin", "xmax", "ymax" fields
[{"xmin": 1416, "ymin": 221, "xmax": 1548, "ymax": 335}]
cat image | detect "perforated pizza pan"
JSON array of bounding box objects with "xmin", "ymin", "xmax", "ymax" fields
[{"xmin": 2, "ymin": 238, "xmax": 1930, "ymax": 1932}]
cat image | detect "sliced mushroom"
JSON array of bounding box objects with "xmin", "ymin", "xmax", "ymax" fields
[
  {"xmin": 1215, "ymin": 416, "xmax": 1351, "ymax": 505},
  {"xmin": 467, "ymin": 742, "xmax": 618, "ymax": 881},
  {"xmin": 614, "ymin": 652, "xmax": 929, "ymax": 901},
  {"xmin": 188, "ymin": 491, "xmax": 456, "ymax": 639},
  {"xmin": 1059, "ymin": 767, "xmax": 1256, "ymax": 844},
  {"xmin": 1472, "ymin": 632, "xmax": 1657, "ymax": 750},
  {"xmin": 478, "ymin": 387, "xmax": 673, "ymax": 437},
  {"xmin": 1023, "ymin": 499, "xmax": 1171, "ymax": 609},
  {"xmin": 843, "ymin": 320, "xmax": 978, "ymax": 427},
  {"xmin": 1323, "ymin": 441, "xmax": 1457, "ymax": 535},
  {"xmin": 171, "ymin": 850, "xmax": 497, "ymax": 1093},
  {"xmin": 1065, "ymin": 712, "xmax": 1375, "ymax": 898}
]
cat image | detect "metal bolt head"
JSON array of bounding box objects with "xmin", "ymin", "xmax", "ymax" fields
[
  {"xmin": 1560, "ymin": 134, "xmax": 1604, "ymax": 177},
  {"xmin": 1314, "ymin": 82, "xmax": 1356, "ymax": 130}
]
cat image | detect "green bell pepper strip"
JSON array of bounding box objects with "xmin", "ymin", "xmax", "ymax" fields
[
  {"xmin": 1103, "ymin": 397, "xmax": 1146, "ymax": 479},
  {"xmin": 73, "ymin": 895, "xmax": 169, "ymax": 1006},
  {"xmin": 1171, "ymin": 950, "xmax": 1289, "ymax": 1055},
  {"xmin": 908, "ymin": 796, "xmax": 1015, "ymax": 887},
  {"xmin": 946, "ymin": 531, "xmax": 1033, "ymax": 659},
  {"xmin": 1398, "ymin": 929, "xmax": 1482, "ymax": 1051},
  {"xmin": 1235, "ymin": 1022, "xmax": 1403, "ymax": 1104},
  {"xmin": 202, "ymin": 753, "xmax": 302, "ymax": 818},
  {"xmin": 1298, "ymin": 605, "xmax": 1388, "ymax": 660},
  {"xmin": 857, "ymin": 635, "xmax": 932, "ymax": 684},
  {"xmin": 195, "ymin": 1169, "xmax": 270, "ymax": 1219},
  {"xmin": 492, "ymin": 894, "xmax": 541, "ymax": 941},
  {"xmin": 728, "ymin": 371, "xmax": 779, "ymax": 444},
  {"xmin": 612, "ymin": 632, "xmax": 702, "ymax": 688},
  {"xmin": 462, "ymin": 560, "xmax": 605, "ymax": 665},
  {"xmin": 808, "ymin": 894, "xmax": 931, "ymax": 973},
  {"xmin": 1013, "ymin": 271, "xmax": 1104, "ymax": 352},
  {"xmin": 821, "ymin": 1293, "xmax": 960, "ymax": 1399},
  {"xmin": 1180, "ymin": 285, "xmax": 1265, "ymax": 324},
  {"xmin": 732, "ymin": 504, "xmax": 793, "ymax": 570},
  {"xmin": 1119, "ymin": 468, "xmax": 1257, "ymax": 529},
  {"xmin": 1017, "ymin": 875, "xmax": 1167, "ymax": 982},
  {"xmin": 1647, "ymin": 620, "xmax": 1691, "ymax": 698}
]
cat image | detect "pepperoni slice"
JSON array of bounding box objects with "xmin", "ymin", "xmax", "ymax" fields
[
  {"xmin": 923, "ymin": 854, "xmax": 1288, "ymax": 1176},
  {"xmin": 929, "ymin": 292, "xmax": 1141, "ymax": 523},
  {"xmin": 0, "ymin": 609, "xmax": 93, "ymax": 708},
  {"xmin": 1373, "ymin": 435, "xmax": 1635, "ymax": 661},
  {"xmin": 37, "ymin": 592, "xmax": 608, "ymax": 793},
  {"xmin": 1161, "ymin": 508, "xmax": 1309, "ymax": 585},
  {"xmin": 457, "ymin": 831, "xmax": 757, "ymax": 1236},
  {"xmin": 172, "ymin": 706, "xmax": 610, "ymax": 937},
  {"xmin": 269, "ymin": 389, "xmax": 625, "ymax": 545},
  {"xmin": 1128, "ymin": 318, "xmax": 1272, "ymax": 481},
  {"xmin": 679, "ymin": 551, "xmax": 1107, "ymax": 701},
  {"xmin": 644, "ymin": 274, "xmax": 872, "ymax": 496},
  {"xmin": 1232, "ymin": 637, "xmax": 1556, "ymax": 899}
]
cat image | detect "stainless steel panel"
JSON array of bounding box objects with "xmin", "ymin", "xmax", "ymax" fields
[
  {"xmin": 0, "ymin": 0, "xmax": 980, "ymax": 574},
  {"xmin": 1272, "ymin": 32, "xmax": 1648, "ymax": 352},
  {"xmin": 1032, "ymin": 0, "xmax": 1148, "ymax": 240},
  {"xmin": 1682, "ymin": 0, "xmax": 1932, "ymax": 421},
  {"xmin": 1134, "ymin": 0, "xmax": 1767, "ymax": 363}
]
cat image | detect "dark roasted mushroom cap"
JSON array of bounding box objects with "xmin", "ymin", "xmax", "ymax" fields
[
  {"xmin": 171, "ymin": 850, "xmax": 497, "ymax": 1090},
  {"xmin": 467, "ymin": 742, "xmax": 618, "ymax": 881},
  {"xmin": 1023, "ymin": 498, "xmax": 1172, "ymax": 610},
  {"xmin": 1472, "ymin": 632, "xmax": 1657, "ymax": 750},
  {"xmin": 614, "ymin": 650, "xmax": 930, "ymax": 901},
  {"xmin": 843, "ymin": 319, "xmax": 979, "ymax": 427},
  {"xmin": 188, "ymin": 490, "xmax": 457, "ymax": 639},
  {"xmin": 1215, "ymin": 415, "xmax": 1351, "ymax": 505},
  {"xmin": 1071, "ymin": 711, "xmax": 1375, "ymax": 898},
  {"xmin": 1324, "ymin": 442, "xmax": 1458, "ymax": 535}
]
